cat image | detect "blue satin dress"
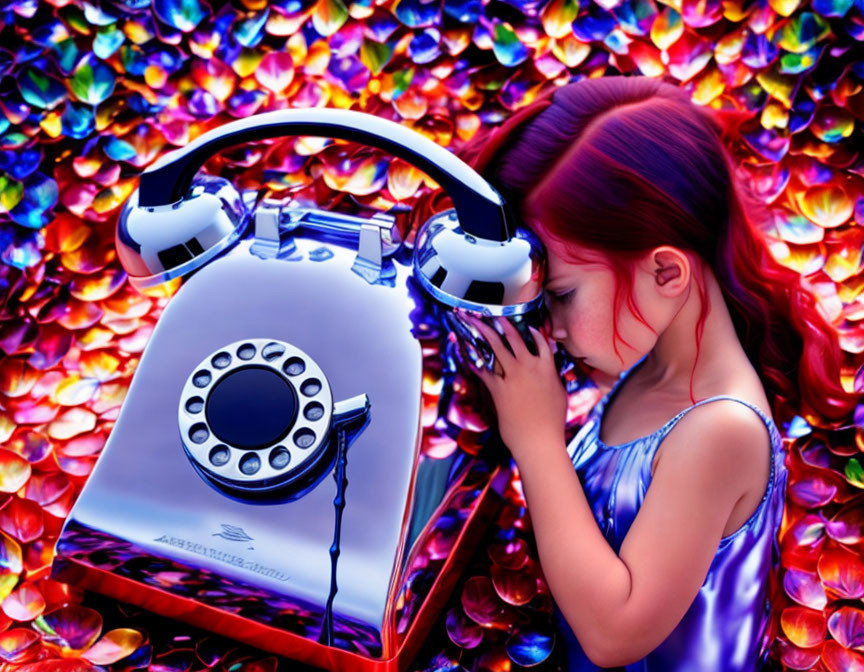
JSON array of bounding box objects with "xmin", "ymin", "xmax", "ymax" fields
[{"xmin": 555, "ymin": 354, "xmax": 788, "ymax": 671}]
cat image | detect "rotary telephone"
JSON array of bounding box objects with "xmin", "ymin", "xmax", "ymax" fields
[{"xmin": 51, "ymin": 109, "xmax": 547, "ymax": 671}]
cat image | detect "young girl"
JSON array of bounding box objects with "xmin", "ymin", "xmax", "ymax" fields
[{"xmin": 426, "ymin": 76, "xmax": 857, "ymax": 670}]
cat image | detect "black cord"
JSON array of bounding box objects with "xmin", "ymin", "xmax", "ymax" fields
[{"xmin": 318, "ymin": 425, "xmax": 349, "ymax": 646}]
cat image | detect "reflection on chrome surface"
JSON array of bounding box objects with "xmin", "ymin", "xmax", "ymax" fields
[{"xmin": 53, "ymin": 202, "xmax": 515, "ymax": 671}]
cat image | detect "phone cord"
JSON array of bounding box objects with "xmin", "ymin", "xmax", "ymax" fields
[{"xmin": 318, "ymin": 424, "xmax": 349, "ymax": 646}]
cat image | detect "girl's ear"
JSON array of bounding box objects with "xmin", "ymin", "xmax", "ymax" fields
[{"xmin": 650, "ymin": 247, "xmax": 690, "ymax": 294}]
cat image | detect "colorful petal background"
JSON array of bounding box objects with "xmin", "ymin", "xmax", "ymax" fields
[{"xmin": 0, "ymin": 0, "xmax": 863, "ymax": 671}]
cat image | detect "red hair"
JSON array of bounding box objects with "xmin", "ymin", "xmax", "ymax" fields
[{"xmin": 414, "ymin": 75, "xmax": 858, "ymax": 427}]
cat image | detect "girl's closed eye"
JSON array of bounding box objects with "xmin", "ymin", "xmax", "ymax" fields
[{"xmin": 546, "ymin": 288, "xmax": 575, "ymax": 303}]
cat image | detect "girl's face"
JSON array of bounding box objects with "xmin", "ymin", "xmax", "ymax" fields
[{"xmin": 543, "ymin": 245, "xmax": 668, "ymax": 377}]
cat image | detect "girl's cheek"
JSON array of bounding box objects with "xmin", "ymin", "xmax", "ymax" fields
[{"xmin": 564, "ymin": 305, "xmax": 586, "ymax": 348}]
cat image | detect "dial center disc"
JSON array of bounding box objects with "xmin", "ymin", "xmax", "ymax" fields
[{"xmin": 205, "ymin": 366, "xmax": 298, "ymax": 449}]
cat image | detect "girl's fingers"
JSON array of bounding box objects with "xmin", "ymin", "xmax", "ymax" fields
[
  {"xmin": 465, "ymin": 314, "xmax": 515, "ymax": 367},
  {"xmin": 469, "ymin": 353, "xmax": 499, "ymax": 389},
  {"xmin": 497, "ymin": 317, "xmax": 529, "ymax": 359},
  {"xmin": 528, "ymin": 326, "xmax": 551, "ymax": 360},
  {"xmin": 458, "ymin": 332, "xmax": 500, "ymax": 386}
]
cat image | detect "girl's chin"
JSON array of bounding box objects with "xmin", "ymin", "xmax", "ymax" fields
[{"xmin": 573, "ymin": 357, "xmax": 596, "ymax": 374}]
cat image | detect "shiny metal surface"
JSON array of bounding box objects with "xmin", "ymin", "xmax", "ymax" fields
[
  {"xmin": 116, "ymin": 174, "xmax": 249, "ymax": 289},
  {"xmin": 57, "ymin": 106, "xmax": 528, "ymax": 668},
  {"xmin": 137, "ymin": 109, "xmax": 513, "ymax": 243},
  {"xmin": 413, "ymin": 210, "xmax": 545, "ymax": 316},
  {"xmin": 58, "ymin": 236, "xmax": 424, "ymax": 640},
  {"xmin": 178, "ymin": 338, "xmax": 343, "ymax": 498},
  {"xmin": 281, "ymin": 203, "xmax": 402, "ymax": 259}
]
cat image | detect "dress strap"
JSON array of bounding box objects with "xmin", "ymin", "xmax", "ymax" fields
[{"xmin": 658, "ymin": 395, "xmax": 783, "ymax": 450}]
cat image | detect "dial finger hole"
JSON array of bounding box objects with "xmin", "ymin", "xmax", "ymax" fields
[
  {"xmin": 190, "ymin": 423, "xmax": 209, "ymax": 444},
  {"xmin": 283, "ymin": 357, "xmax": 305, "ymax": 376},
  {"xmin": 211, "ymin": 352, "xmax": 232, "ymax": 369},
  {"xmin": 269, "ymin": 446, "xmax": 291, "ymax": 469},
  {"xmin": 193, "ymin": 370, "xmax": 211, "ymax": 388},
  {"xmin": 294, "ymin": 428, "xmax": 316, "ymax": 449},
  {"xmin": 209, "ymin": 445, "xmax": 230, "ymax": 466},
  {"xmin": 237, "ymin": 343, "xmax": 256, "ymax": 360},
  {"xmin": 304, "ymin": 402, "xmax": 325, "ymax": 421},
  {"xmin": 239, "ymin": 453, "xmax": 261, "ymax": 475},
  {"xmin": 186, "ymin": 397, "xmax": 204, "ymax": 414},
  {"xmin": 262, "ymin": 342, "xmax": 286, "ymax": 361},
  {"xmin": 300, "ymin": 378, "xmax": 321, "ymax": 396}
]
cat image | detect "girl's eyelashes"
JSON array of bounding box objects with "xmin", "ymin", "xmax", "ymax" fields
[{"xmin": 545, "ymin": 288, "xmax": 575, "ymax": 303}]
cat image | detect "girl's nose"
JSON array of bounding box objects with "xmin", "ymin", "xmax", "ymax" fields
[{"xmin": 543, "ymin": 308, "xmax": 568, "ymax": 341}]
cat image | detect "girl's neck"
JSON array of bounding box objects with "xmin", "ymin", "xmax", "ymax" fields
[{"xmin": 636, "ymin": 267, "xmax": 749, "ymax": 398}]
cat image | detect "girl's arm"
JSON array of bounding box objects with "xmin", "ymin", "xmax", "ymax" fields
[
  {"xmin": 516, "ymin": 403, "xmax": 768, "ymax": 667},
  {"xmin": 462, "ymin": 315, "xmax": 768, "ymax": 667}
]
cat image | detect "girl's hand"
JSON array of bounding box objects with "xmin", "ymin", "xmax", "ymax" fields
[{"xmin": 459, "ymin": 312, "xmax": 567, "ymax": 465}]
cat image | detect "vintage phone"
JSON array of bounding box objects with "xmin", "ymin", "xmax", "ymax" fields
[{"xmin": 50, "ymin": 109, "xmax": 546, "ymax": 671}]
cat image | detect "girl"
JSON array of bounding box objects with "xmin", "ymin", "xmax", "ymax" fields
[{"xmin": 425, "ymin": 76, "xmax": 857, "ymax": 670}]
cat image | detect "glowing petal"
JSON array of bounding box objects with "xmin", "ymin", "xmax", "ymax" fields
[
  {"xmin": 811, "ymin": 105, "xmax": 856, "ymax": 143},
  {"xmin": 780, "ymin": 606, "xmax": 826, "ymax": 648},
  {"xmin": 505, "ymin": 627, "xmax": 555, "ymax": 666},
  {"xmin": 70, "ymin": 55, "xmax": 116, "ymax": 105},
  {"xmin": 153, "ymin": 0, "xmax": 205, "ymax": 32},
  {"xmin": 491, "ymin": 21, "xmax": 530, "ymax": 66},
  {"xmin": 0, "ymin": 497, "xmax": 44, "ymax": 544},
  {"xmin": 0, "ymin": 358, "xmax": 38, "ymax": 398},
  {"xmin": 0, "ymin": 533, "xmax": 23, "ymax": 601},
  {"xmin": 394, "ymin": 0, "xmax": 441, "ymax": 27},
  {"xmin": 826, "ymin": 499, "xmax": 864, "ymax": 545},
  {"xmin": 797, "ymin": 185, "xmax": 854, "ymax": 229},
  {"xmin": 47, "ymin": 408, "xmax": 97, "ymax": 441},
  {"xmin": 0, "ymin": 450, "xmax": 32, "ymax": 494},
  {"xmin": 387, "ymin": 159, "xmax": 424, "ymax": 200},
  {"xmin": 822, "ymin": 640, "xmax": 864, "ymax": 672},
  {"xmin": 445, "ymin": 607, "xmax": 484, "ymax": 648},
  {"xmin": 17, "ymin": 69, "xmax": 66, "ymax": 110},
  {"xmin": 490, "ymin": 562, "xmax": 536, "ymax": 606},
  {"xmin": 69, "ymin": 268, "xmax": 127, "ymax": 301},
  {"xmin": 783, "ymin": 568, "xmax": 828, "ymax": 609},
  {"xmin": 681, "ymin": 0, "xmax": 724, "ymax": 27},
  {"xmin": 82, "ymin": 629, "xmax": 146, "ymax": 665},
  {"xmin": 777, "ymin": 636, "xmax": 822, "ymax": 669},
  {"xmin": 774, "ymin": 209, "xmax": 824, "ymax": 244},
  {"xmin": 826, "ymin": 606, "xmax": 864, "ymax": 650},
  {"xmin": 462, "ymin": 576, "xmax": 506, "ymax": 627},
  {"xmin": 33, "ymin": 605, "xmax": 103, "ymax": 653},
  {"xmin": 773, "ymin": 11, "xmax": 831, "ymax": 53},
  {"xmin": 0, "ymin": 629, "xmax": 41, "ymax": 663},
  {"xmin": 313, "ymin": 0, "xmax": 349, "ymax": 36},
  {"xmin": 789, "ymin": 472, "xmax": 837, "ymax": 508},
  {"xmin": 1, "ymin": 581, "xmax": 46, "ymax": 621},
  {"xmin": 541, "ymin": 0, "xmax": 579, "ymax": 38},
  {"xmin": 255, "ymin": 51, "xmax": 295, "ymax": 93},
  {"xmin": 666, "ymin": 31, "xmax": 713, "ymax": 82},
  {"xmin": 5, "ymin": 431, "xmax": 51, "ymax": 464},
  {"xmin": 52, "ymin": 376, "xmax": 100, "ymax": 407},
  {"xmin": 817, "ymin": 546, "xmax": 864, "ymax": 599}
]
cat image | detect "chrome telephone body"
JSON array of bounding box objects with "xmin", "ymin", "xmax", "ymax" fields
[{"xmin": 50, "ymin": 109, "xmax": 545, "ymax": 671}]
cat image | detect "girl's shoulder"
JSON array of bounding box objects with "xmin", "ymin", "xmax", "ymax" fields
[
  {"xmin": 645, "ymin": 369, "xmax": 777, "ymax": 539},
  {"xmin": 607, "ymin": 358, "xmax": 776, "ymax": 494}
]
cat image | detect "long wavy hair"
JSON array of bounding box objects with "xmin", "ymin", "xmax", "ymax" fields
[{"xmin": 411, "ymin": 75, "xmax": 858, "ymax": 427}]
